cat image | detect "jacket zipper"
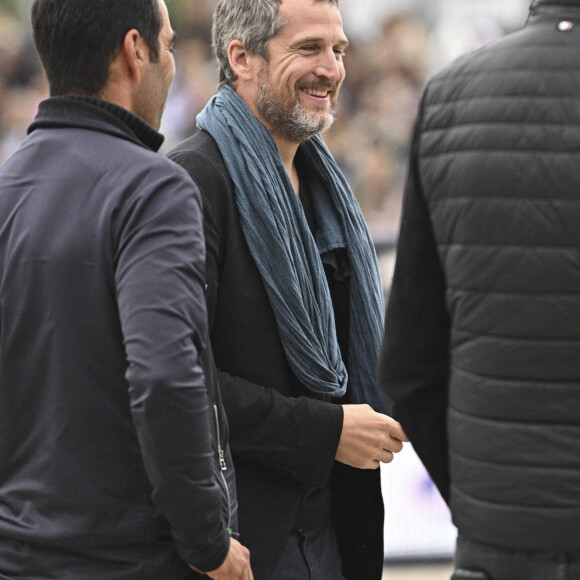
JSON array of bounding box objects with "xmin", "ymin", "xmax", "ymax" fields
[{"xmin": 213, "ymin": 404, "xmax": 232, "ymax": 533}]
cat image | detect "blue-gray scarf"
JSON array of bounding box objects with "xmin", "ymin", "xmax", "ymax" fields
[{"xmin": 197, "ymin": 85, "xmax": 390, "ymax": 414}]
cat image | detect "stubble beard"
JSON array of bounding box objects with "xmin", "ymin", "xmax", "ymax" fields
[{"xmin": 256, "ymin": 69, "xmax": 337, "ymax": 143}]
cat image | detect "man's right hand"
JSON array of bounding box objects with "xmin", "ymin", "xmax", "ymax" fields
[
  {"xmin": 189, "ymin": 538, "xmax": 253, "ymax": 579},
  {"xmin": 335, "ymin": 404, "xmax": 408, "ymax": 469}
]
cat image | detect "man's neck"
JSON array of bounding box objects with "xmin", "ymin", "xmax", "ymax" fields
[
  {"xmin": 58, "ymin": 95, "xmax": 164, "ymax": 151},
  {"xmin": 273, "ymin": 134, "xmax": 300, "ymax": 195},
  {"xmin": 234, "ymin": 85, "xmax": 302, "ymax": 193}
]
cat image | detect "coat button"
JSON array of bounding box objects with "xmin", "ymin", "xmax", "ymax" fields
[{"xmin": 558, "ymin": 21, "xmax": 574, "ymax": 31}]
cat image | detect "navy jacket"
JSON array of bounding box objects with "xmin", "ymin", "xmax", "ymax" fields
[
  {"xmin": 0, "ymin": 98, "xmax": 235, "ymax": 578},
  {"xmin": 381, "ymin": 0, "xmax": 580, "ymax": 553}
]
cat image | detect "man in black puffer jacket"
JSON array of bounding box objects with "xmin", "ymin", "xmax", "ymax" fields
[{"xmin": 380, "ymin": 1, "xmax": 580, "ymax": 578}]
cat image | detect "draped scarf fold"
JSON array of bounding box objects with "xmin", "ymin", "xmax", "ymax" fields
[{"xmin": 197, "ymin": 85, "xmax": 390, "ymax": 414}]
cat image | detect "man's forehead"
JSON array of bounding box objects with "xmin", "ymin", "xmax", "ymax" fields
[
  {"xmin": 275, "ymin": 0, "xmax": 346, "ymax": 41},
  {"xmin": 278, "ymin": 0, "xmax": 342, "ymax": 22}
]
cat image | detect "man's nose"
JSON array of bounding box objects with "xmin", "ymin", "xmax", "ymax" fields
[{"xmin": 313, "ymin": 49, "xmax": 344, "ymax": 83}]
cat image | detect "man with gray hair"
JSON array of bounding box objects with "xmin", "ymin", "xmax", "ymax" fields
[{"xmin": 168, "ymin": 0, "xmax": 407, "ymax": 578}]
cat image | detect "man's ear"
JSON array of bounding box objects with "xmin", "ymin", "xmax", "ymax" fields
[
  {"xmin": 100, "ymin": 29, "xmax": 147, "ymax": 108},
  {"xmin": 119, "ymin": 29, "xmax": 149, "ymax": 83},
  {"xmin": 227, "ymin": 40, "xmax": 256, "ymax": 82}
]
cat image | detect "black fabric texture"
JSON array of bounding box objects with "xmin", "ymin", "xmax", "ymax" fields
[{"xmin": 381, "ymin": 0, "xmax": 580, "ymax": 554}]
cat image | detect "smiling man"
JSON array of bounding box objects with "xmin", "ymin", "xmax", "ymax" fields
[{"xmin": 168, "ymin": 1, "xmax": 407, "ymax": 579}]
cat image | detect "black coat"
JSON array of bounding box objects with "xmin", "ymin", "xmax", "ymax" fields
[
  {"xmin": 0, "ymin": 98, "xmax": 234, "ymax": 578},
  {"xmin": 168, "ymin": 130, "xmax": 385, "ymax": 580},
  {"xmin": 382, "ymin": 0, "xmax": 580, "ymax": 553}
]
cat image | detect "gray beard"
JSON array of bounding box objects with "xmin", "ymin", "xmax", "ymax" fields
[{"xmin": 257, "ymin": 84, "xmax": 336, "ymax": 143}]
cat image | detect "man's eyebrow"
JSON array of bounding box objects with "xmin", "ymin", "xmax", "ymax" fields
[{"xmin": 292, "ymin": 35, "xmax": 349, "ymax": 48}]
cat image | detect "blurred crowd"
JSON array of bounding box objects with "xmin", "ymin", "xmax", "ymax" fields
[{"xmin": 0, "ymin": 0, "xmax": 525, "ymax": 231}]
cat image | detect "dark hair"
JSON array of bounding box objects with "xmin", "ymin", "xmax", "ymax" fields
[{"xmin": 31, "ymin": 0, "xmax": 162, "ymax": 96}]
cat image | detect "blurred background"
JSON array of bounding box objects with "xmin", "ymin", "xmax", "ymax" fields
[
  {"xmin": 0, "ymin": 0, "xmax": 532, "ymax": 575},
  {"xmin": 0, "ymin": 0, "xmax": 531, "ymax": 234}
]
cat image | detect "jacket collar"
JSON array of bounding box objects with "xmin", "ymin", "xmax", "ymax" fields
[
  {"xmin": 28, "ymin": 96, "xmax": 165, "ymax": 152},
  {"xmin": 528, "ymin": 0, "xmax": 580, "ymax": 23},
  {"xmin": 530, "ymin": 0, "xmax": 580, "ymax": 9}
]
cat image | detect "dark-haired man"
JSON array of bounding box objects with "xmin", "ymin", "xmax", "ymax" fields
[
  {"xmin": 0, "ymin": 0, "xmax": 251, "ymax": 578},
  {"xmin": 168, "ymin": 0, "xmax": 407, "ymax": 578}
]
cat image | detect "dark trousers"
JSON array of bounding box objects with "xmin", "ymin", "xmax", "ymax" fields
[
  {"xmin": 270, "ymin": 520, "xmax": 345, "ymax": 580},
  {"xmin": 454, "ymin": 534, "xmax": 580, "ymax": 580}
]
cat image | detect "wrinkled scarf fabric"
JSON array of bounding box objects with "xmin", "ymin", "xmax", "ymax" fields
[{"xmin": 197, "ymin": 85, "xmax": 390, "ymax": 413}]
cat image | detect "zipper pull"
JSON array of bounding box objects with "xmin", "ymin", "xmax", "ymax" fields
[
  {"xmin": 213, "ymin": 404, "xmax": 228, "ymax": 471},
  {"xmin": 219, "ymin": 449, "xmax": 227, "ymax": 471}
]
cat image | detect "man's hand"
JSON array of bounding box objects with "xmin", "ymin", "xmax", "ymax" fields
[
  {"xmin": 189, "ymin": 538, "xmax": 253, "ymax": 579},
  {"xmin": 335, "ymin": 404, "xmax": 408, "ymax": 469}
]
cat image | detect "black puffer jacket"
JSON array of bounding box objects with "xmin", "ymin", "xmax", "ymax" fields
[{"xmin": 381, "ymin": 0, "xmax": 580, "ymax": 553}]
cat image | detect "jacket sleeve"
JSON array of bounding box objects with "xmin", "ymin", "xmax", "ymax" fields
[
  {"xmin": 214, "ymin": 368, "xmax": 343, "ymax": 489},
  {"xmin": 168, "ymin": 141, "xmax": 344, "ymax": 491},
  {"xmin": 113, "ymin": 161, "xmax": 230, "ymax": 572},
  {"xmin": 204, "ymin": 180, "xmax": 343, "ymax": 490},
  {"xmin": 379, "ymin": 96, "xmax": 451, "ymax": 503}
]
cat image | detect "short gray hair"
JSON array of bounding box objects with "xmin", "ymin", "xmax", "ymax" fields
[{"xmin": 212, "ymin": 0, "xmax": 340, "ymax": 89}]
